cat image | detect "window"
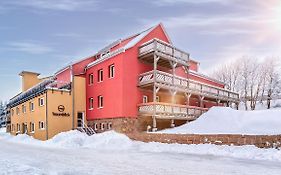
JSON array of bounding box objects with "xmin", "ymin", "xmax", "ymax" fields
[
  {"xmin": 94, "ymin": 123, "xmax": 98, "ymax": 131},
  {"xmin": 89, "ymin": 98, "xmax": 94, "ymax": 110},
  {"xmin": 98, "ymin": 95, "xmax": 103, "ymax": 108},
  {"xmin": 143, "ymin": 95, "xmax": 148, "ymax": 103},
  {"xmin": 11, "ymin": 109, "xmax": 14, "ymax": 116},
  {"xmin": 89, "ymin": 73, "xmax": 94, "ymax": 85},
  {"xmin": 107, "ymin": 122, "xmax": 112, "ymax": 130},
  {"xmin": 22, "ymin": 105, "xmax": 26, "ymax": 114},
  {"xmin": 16, "ymin": 123, "xmax": 20, "ymax": 133},
  {"xmin": 30, "ymin": 102, "xmax": 34, "ymax": 112},
  {"xmin": 39, "ymin": 121, "xmax": 45, "ymax": 130},
  {"xmin": 30, "ymin": 122, "xmax": 35, "ymax": 133},
  {"xmin": 108, "ymin": 64, "xmax": 115, "ymax": 78},
  {"xmin": 39, "ymin": 98, "xmax": 44, "ymax": 107},
  {"xmin": 100, "ymin": 123, "xmax": 105, "ymax": 130},
  {"xmin": 11, "ymin": 124, "xmax": 14, "ymax": 132},
  {"xmin": 16, "ymin": 107, "xmax": 20, "ymax": 115},
  {"xmin": 98, "ymin": 69, "xmax": 103, "ymax": 82},
  {"xmin": 156, "ymin": 96, "xmax": 160, "ymax": 102}
]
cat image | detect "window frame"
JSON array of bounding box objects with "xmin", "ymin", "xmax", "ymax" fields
[
  {"xmin": 89, "ymin": 73, "xmax": 94, "ymax": 85},
  {"xmin": 143, "ymin": 95, "xmax": 148, "ymax": 103},
  {"xmin": 30, "ymin": 122, "xmax": 35, "ymax": 133},
  {"xmin": 22, "ymin": 104, "xmax": 26, "ymax": 114},
  {"xmin": 39, "ymin": 97, "xmax": 45, "ymax": 107},
  {"xmin": 89, "ymin": 97, "xmax": 94, "ymax": 110},
  {"xmin": 108, "ymin": 64, "xmax": 115, "ymax": 78},
  {"xmin": 39, "ymin": 121, "xmax": 45, "ymax": 130},
  {"xmin": 98, "ymin": 69, "xmax": 103, "ymax": 82},
  {"xmin": 98, "ymin": 95, "xmax": 104, "ymax": 109},
  {"xmin": 30, "ymin": 101, "xmax": 35, "ymax": 112}
]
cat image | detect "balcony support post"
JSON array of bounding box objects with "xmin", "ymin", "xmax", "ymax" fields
[
  {"xmin": 198, "ymin": 95, "xmax": 205, "ymax": 108},
  {"xmin": 152, "ymin": 53, "xmax": 159, "ymax": 132},
  {"xmin": 216, "ymin": 99, "xmax": 221, "ymax": 106}
]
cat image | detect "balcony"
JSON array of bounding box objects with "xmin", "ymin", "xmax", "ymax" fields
[
  {"xmin": 138, "ymin": 70, "xmax": 239, "ymax": 103},
  {"xmin": 138, "ymin": 102, "xmax": 208, "ymax": 120},
  {"xmin": 138, "ymin": 39, "xmax": 189, "ymax": 68}
]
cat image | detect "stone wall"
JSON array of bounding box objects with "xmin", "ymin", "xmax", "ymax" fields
[{"xmin": 126, "ymin": 133, "xmax": 281, "ymax": 149}]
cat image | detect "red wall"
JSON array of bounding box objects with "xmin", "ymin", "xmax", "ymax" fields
[{"xmin": 86, "ymin": 54, "xmax": 124, "ymax": 120}]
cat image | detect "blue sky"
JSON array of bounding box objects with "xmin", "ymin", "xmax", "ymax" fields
[{"xmin": 0, "ymin": 0, "xmax": 280, "ymax": 101}]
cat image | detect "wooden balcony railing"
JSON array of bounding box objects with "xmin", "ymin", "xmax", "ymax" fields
[
  {"xmin": 139, "ymin": 70, "xmax": 239, "ymax": 102},
  {"xmin": 138, "ymin": 102, "xmax": 208, "ymax": 120},
  {"xmin": 139, "ymin": 39, "xmax": 189, "ymax": 66}
]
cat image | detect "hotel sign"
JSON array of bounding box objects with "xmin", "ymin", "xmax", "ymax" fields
[{"xmin": 53, "ymin": 105, "xmax": 70, "ymax": 117}]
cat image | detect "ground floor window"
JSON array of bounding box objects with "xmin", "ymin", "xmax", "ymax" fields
[
  {"xmin": 16, "ymin": 123, "xmax": 20, "ymax": 133},
  {"xmin": 39, "ymin": 121, "xmax": 45, "ymax": 130},
  {"xmin": 30, "ymin": 122, "xmax": 35, "ymax": 133}
]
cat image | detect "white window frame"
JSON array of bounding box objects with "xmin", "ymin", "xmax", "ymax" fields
[
  {"xmin": 109, "ymin": 64, "xmax": 115, "ymax": 78},
  {"xmin": 30, "ymin": 122, "xmax": 35, "ymax": 133},
  {"xmin": 143, "ymin": 95, "xmax": 148, "ymax": 103},
  {"xmin": 98, "ymin": 69, "xmax": 103, "ymax": 82},
  {"xmin": 39, "ymin": 121, "xmax": 45, "ymax": 130},
  {"xmin": 16, "ymin": 123, "xmax": 20, "ymax": 133},
  {"xmin": 107, "ymin": 122, "xmax": 112, "ymax": 130},
  {"xmin": 156, "ymin": 96, "xmax": 160, "ymax": 102},
  {"xmin": 89, "ymin": 97, "xmax": 94, "ymax": 110},
  {"xmin": 16, "ymin": 107, "xmax": 20, "ymax": 115},
  {"xmin": 30, "ymin": 101, "xmax": 34, "ymax": 112},
  {"xmin": 89, "ymin": 73, "xmax": 94, "ymax": 85},
  {"xmin": 94, "ymin": 123, "xmax": 98, "ymax": 130},
  {"xmin": 22, "ymin": 105, "xmax": 26, "ymax": 114},
  {"xmin": 39, "ymin": 98, "xmax": 45, "ymax": 107},
  {"xmin": 98, "ymin": 95, "xmax": 103, "ymax": 109},
  {"xmin": 101, "ymin": 123, "xmax": 105, "ymax": 131}
]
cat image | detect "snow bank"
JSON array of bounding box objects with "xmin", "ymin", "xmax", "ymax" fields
[
  {"xmin": 161, "ymin": 107, "xmax": 281, "ymax": 135},
  {"xmin": 1, "ymin": 129, "xmax": 281, "ymax": 163}
]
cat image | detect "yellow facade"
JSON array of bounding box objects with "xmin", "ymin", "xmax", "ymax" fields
[{"xmin": 10, "ymin": 73, "xmax": 86, "ymax": 140}]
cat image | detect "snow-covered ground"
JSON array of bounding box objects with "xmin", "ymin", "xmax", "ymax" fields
[
  {"xmin": 1, "ymin": 128, "xmax": 281, "ymax": 174},
  {"xmin": 161, "ymin": 107, "xmax": 281, "ymax": 135}
]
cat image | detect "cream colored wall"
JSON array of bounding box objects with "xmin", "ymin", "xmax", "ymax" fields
[
  {"xmin": 73, "ymin": 76, "xmax": 86, "ymax": 127},
  {"xmin": 10, "ymin": 94, "xmax": 47, "ymax": 140},
  {"xmin": 46, "ymin": 89, "xmax": 73, "ymax": 139},
  {"xmin": 21, "ymin": 73, "xmax": 41, "ymax": 92}
]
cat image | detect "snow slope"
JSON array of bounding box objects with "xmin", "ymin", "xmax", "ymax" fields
[{"xmin": 161, "ymin": 107, "xmax": 281, "ymax": 135}]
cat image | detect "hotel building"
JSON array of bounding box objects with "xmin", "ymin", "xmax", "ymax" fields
[{"xmin": 8, "ymin": 24, "xmax": 239, "ymax": 140}]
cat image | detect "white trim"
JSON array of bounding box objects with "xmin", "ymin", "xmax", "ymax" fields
[
  {"xmin": 98, "ymin": 95, "xmax": 103, "ymax": 109},
  {"xmin": 143, "ymin": 95, "xmax": 148, "ymax": 103},
  {"xmin": 89, "ymin": 97, "xmax": 94, "ymax": 110},
  {"xmin": 39, "ymin": 121, "xmax": 45, "ymax": 130},
  {"xmin": 87, "ymin": 48, "xmax": 125, "ymax": 69},
  {"xmin": 109, "ymin": 64, "xmax": 115, "ymax": 79},
  {"xmin": 39, "ymin": 97, "xmax": 45, "ymax": 107},
  {"xmin": 98, "ymin": 69, "xmax": 103, "ymax": 82}
]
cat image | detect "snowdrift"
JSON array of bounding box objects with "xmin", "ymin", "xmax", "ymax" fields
[
  {"xmin": 161, "ymin": 107, "xmax": 281, "ymax": 135},
  {"xmin": 0, "ymin": 129, "xmax": 281, "ymax": 162}
]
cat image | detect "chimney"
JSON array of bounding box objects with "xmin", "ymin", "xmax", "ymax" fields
[{"xmin": 19, "ymin": 71, "xmax": 41, "ymax": 92}]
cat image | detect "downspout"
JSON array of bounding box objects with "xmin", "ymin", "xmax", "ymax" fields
[
  {"xmin": 45, "ymin": 91, "xmax": 49, "ymax": 140},
  {"xmin": 71, "ymin": 65, "xmax": 75, "ymax": 129}
]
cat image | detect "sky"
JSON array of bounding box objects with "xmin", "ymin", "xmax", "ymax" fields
[{"xmin": 0, "ymin": 0, "xmax": 281, "ymax": 101}]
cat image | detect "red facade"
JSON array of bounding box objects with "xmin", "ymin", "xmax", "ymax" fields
[{"xmin": 55, "ymin": 24, "xmax": 228, "ymax": 122}]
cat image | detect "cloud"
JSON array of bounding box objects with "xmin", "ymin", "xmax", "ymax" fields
[
  {"xmin": 152, "ymin": 0, "xmax": 230, "ymax": 6},
  {"xmin": 0, "ymin": 0, "xmax": 98, "ymax": 11},
  {"xmin": 6, "ymin": 41, "xmax": 53, "ymax": 54}
]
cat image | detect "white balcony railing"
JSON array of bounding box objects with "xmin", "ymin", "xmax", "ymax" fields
[
  {"xmin": 139, "ymin": 39, "xmax": 189, "ymax": 65},
  {"xmin": 138, "ymin": 102, "xmax": 208, "ymax": 120},
  {"xmin": 139, "ymin": 70, "xmax": 239, "ymax": 102}
]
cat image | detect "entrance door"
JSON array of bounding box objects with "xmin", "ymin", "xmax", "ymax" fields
[
  {"xmin": 22, "ymin": 123, "xmax": 28, "ymax": 134},
  {"xmin": 77, "ymin": 112, "xmax": 84, "ymax": 127}
]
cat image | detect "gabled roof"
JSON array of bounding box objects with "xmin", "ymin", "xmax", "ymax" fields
[{"xmin": 86, "ymin": 23, "xmax": 172, "ymax": 69}]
